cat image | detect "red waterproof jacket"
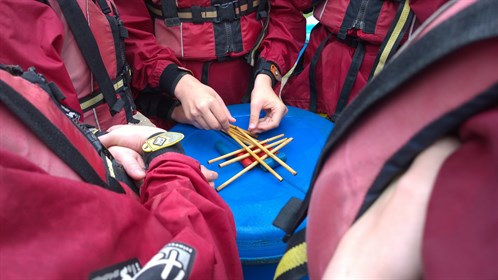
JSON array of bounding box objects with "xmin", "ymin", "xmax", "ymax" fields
[
  {"xmin": 0, "ymin": 68, "xmax": 243, "ymax": 279},
  {"xmin": 281, "ymin": 0, "xmax": 447, "ymax": 120},
  {"xmin": 117, "ymin": 0, "xmax": 307, "ymax": 110},
  {"xmin": 0, "ymin": 0, "xmax": 135, "ymax": 131},
  {"xmin": 305, "ymin": 1, "xmax": 498, "ymax": 278}
]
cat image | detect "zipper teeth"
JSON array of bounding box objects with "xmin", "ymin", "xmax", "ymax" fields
[
  {"xmin": 353, "ymin": 0, "xmax": 370, "ymax": 30},
  {"xmin": 225, "ymin": 22, "xmax": 233, "ymax": 53}
]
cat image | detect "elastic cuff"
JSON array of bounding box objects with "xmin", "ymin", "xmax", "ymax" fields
[
  {"xmin": 157, "ymin": 95, "xmax": 180, "ymax": 120},
  {"xmin": 159, "ymin": 64, "xmax": 192, "ymax": 97},
  {"xmin": 254, "ymin": 58, "xmax": 282, "ymax": 88},
  {"xmin": 135, "ymin": 93, "xmax": 179, "ymax": 121}
]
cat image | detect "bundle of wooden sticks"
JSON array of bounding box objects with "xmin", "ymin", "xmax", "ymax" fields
[{"xmin": 208, "ymin": 125, "xmax": 296, "ymax": 191}]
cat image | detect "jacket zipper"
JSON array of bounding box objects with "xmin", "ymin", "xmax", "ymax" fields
[
  {"xmin": 352, "ymin": 0, "xmax": 370, "ymax": 30},
  {"xmin": 225, "ymin": 22, "xmax": 233, "ymax": 53}
]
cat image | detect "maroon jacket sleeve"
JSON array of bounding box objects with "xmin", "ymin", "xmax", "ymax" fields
[
  {"xmin": 0, "ymin": 150, "xmax": 242, "ymax": 279},
  {"xmin": 0, "ymin": 0, "xmax": 83, "ymax": 118},
  {"xmin": 410, "ymin": 0, "xmax": 449, "ymax": 23},
  {"xmin": 258, "ymin": 0, "xmax": 309, "ymax": 77},
  {"xmin": 423, "ymin": 108, "xmax": 498, "ymax": 279},
  {"xmin": 115, "ymin": 0, "xmax": 187, "ymax": 96}
]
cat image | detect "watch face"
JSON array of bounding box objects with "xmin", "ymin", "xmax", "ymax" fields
[
  {"xmin": 153, "ymin": 137, "xmax": 167, "ymax": 146},
  {"xmin": 143, "ymin": 132, "xmax": 184, "ymax": 152}
]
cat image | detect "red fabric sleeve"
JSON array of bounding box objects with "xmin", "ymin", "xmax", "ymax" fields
[
  {"xmin": 0, "ymin": 0, "xmax": 83, "ymax": 119},
  {"xmin": 115, "ymin": 0, "xmax": 183, "ymax": 92},
  {"xmin": 410, "ymin": 0, "xmax": 449, "ymax": 23},
  {"xmin": 258, "ymin": 0, "xmax": 308, "ymax": 76},
  {"xmin": 423, "ymin": 108, "xmax": 498, "ymax": 279},
  {"xmin": 0, "ymin": 150, "xmax": 242, "ymax": 279}
]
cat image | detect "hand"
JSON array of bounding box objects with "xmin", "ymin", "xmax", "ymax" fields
[
  {"xmin": 173, "ymin": 74, "xmax": 235, "ymax": 131},
  {"xmin": 107, "ymin": 145, "xmax": 146, "ymax": 182},
  {"xmin": 200, "ymin": 165, "xmax": 218, "ymax": 188},
  {"xmin": 248, "ymin": 74, "xmax": 288, "ymax": 134},
  {"xmin": 99, "ymin": 124, "xmax": 166, "ymax": 153}
]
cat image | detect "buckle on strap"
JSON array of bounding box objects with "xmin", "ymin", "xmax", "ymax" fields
[
  {"xmin": 79, "ymin": 77, "xmax": 126, "ymax": 112},
  {"xmin": 214, "ymin": 1, "xmax": 240, "ymax": 23}
]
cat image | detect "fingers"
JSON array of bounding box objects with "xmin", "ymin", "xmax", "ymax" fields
[
  {"xmin": 200, "ymin": 165, "xmax": 218, "ymax": 188},
  {"xmin": 174, "ymin": 78, "xmax": 234, "ymax": 130},
  {"xmin": 254, "ymin": 105, "xmax": 288, "ymax": 133},
  {"xmin": 248, "ymin": 98, "xmax": 288, "ymax": 133},
  {"xmin": 248, "ymin": 100, "xmax": 262, "ymax": 132},
  {"xmin": 185, "ymin": 98, "xmax": 233, "ymax": 130},
  {"xmin": 108, "ymin": 146, "xmax": 146, "ymax": 181}
]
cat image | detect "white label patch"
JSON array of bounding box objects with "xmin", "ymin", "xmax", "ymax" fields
[{"xmin": 133, "ymin": 242, "xmax": 196, "ymax": 280}]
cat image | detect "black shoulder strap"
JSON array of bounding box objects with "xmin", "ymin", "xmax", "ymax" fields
[
  {"xmin": 0, "ymin": 79, "xmax": 125, "ymax": 194},
  {"xmin": 161, "ymin": 0, "xmax": 180, "ymax": 26},
  {"xmin": 369, "ymin": 0, "xmax": 414, "ymax": 78},
  {"xmin": 57, "ymin": 0, "xmax": 125, "ymax": 115},
  {"xmin": 274, "ymin": 0, "xmax": 498, "ymax": 241}
]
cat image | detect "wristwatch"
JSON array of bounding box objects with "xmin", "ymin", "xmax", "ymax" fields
[{"xmin": 142, "ymin": 131, "xmax": 185, "ymax": 166}]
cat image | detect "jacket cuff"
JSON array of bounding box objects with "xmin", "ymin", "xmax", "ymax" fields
[
  {"xmin": 159, "ymin": 64, "xmax": 193, "ymax": 97},
  {"xmin": 254, "ymin": 58, "xmax": 282, "ymax": 88},
  {"xmin": 135, "ymin": 92, "xmax": 180, "ymax": 121}
]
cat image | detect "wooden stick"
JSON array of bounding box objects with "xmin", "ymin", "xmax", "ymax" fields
[
  {"xmin": 207, "ymin": 134, "xmax": 285, "ymax": 164},
  {"xmin": 216, "ymin": 138, "xmax": 293, "ymax": 191},
  {"xmin": 219, "ymin": 138, "xmax": 287, "ymax": 167},
  {"xmin": 235, "ymin": 127, "xmax": 297, "ymax": 175},
  {"xmin": 228, "ymin": 128, "xmax": 252, "ymax": 145},
  {"xmin": 229, "ymin": 124, "xmax": 258, "ymax": 138},
  {"xmin": 220, "ymin": 129, "xmax": 252, "ymax": 145},
  {"xmin": 228, "ymin": 131, "xmax": 282, "ymax": 181}
]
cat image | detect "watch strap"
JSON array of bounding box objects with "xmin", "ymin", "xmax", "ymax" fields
[
  {"xmin": 142, "ymin": 131, "xmax": 185, "ymax": 167},
  {"xmin": 254, "ymin": 58, "xmax": 282, "ymax": 87}
]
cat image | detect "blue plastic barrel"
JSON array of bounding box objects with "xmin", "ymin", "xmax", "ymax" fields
[{"xmin": 171, "ymin": 104, "xmax": 333, "ymax": 279}]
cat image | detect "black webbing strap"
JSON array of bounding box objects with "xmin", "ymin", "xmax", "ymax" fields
[
  {"xmin": 308, "ymin": 25, "xmax": 364, "ymax": 117},
  {"xmin": 57, "ymin": 0, "xmax": 125, "ymax": 116},
  {"xmin": 96, "ymin": 0, "xmax": 111, "ymax": 14},
  {"xmin": 161, "ymin": 0, "xmax": 180, "ymax": 26},
  {"xmin": 355, "ymin": 81, "xmax": 498, "ymax": 220},
  {"xmin": 308, "ymin": 29, "xmax": 333, "ymax": 113},
  {"xmin": 150, "ymin": 0, "xmax": 260, "ymax": 25},
  {"xmin": 245, "ymin": 0, "xmax": 270, "ymax": 66},
  {"xmin": 240, "ymin": 65, "xmax": 255, "ymax": 103},
  {"xmin": 369, "ymin": 0, "xmax": 414, "ymax": 78},
  {"xmin": 79, "ymin": 76, "xmax": 126, "ymax": 112},
  {"xmin": 201, "ymin": 61, "xmax": 213, "ymax": 84},
  {"xmin": 0, "ymin": 79, "xmax": 124, "ymax": 194},
  {"xmin": 275, "ymin": 0, "xmax": 498, "ymax": 242},
  {"xmin": 330, "ymin": 41, "xmax": 365, "ymax": 122}
]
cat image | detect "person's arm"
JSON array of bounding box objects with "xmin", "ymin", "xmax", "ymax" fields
[
  {"xmin": 248, "ymin": 0, "xmax": 308, "ymax": 133},
  {"xmin": 100, "ymin": 125, "xmax": 218, "ymax": 187},
  {"xmin": 116, "ymin": 0, "xmax": 235, "ymax": 130},
  {"xmin": 257, "ymin": 0, "xmax": 308, "ymax": 81},
  {"xmin": 0, "ymin": 0, "xmax": 83, "ymax": 119},
  {"xmin": 324, "ymin": 137, "xmax": 460, "ymax": 279},
  {"xmin": 0, "ymin": 145, "xmax": 241, "ymax": 279},
  {"xmin": 98, "ymin": 124, "xmax": 240, "ymax": 278}
]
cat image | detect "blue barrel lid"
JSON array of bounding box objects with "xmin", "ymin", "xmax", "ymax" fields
[{"xmin": 171, "ymin": 105, "xmax": 333, "ymax": 262}]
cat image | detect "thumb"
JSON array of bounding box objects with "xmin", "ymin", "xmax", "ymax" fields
[
  {"xmin": 248, "ymin": 102, "xmax": 262, "ymax": 131},
  {"xmin": 122, "ymin": 159, "xmax": 146, "ymax": 181},
  {"xmin": 216, "ymin": 95, "xmax": 236, "ymax": 123}
]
